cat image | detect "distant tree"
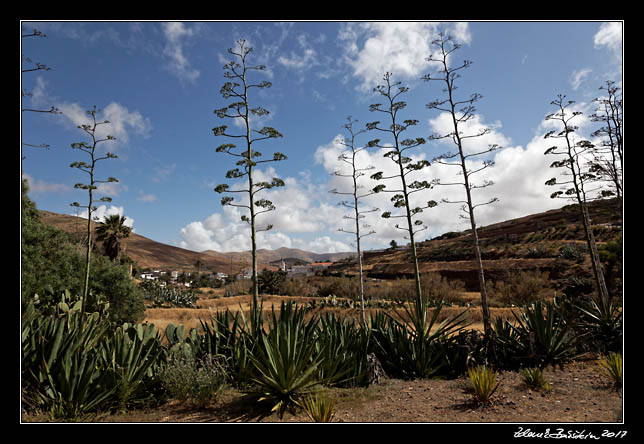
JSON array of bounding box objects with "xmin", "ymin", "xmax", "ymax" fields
[
  {"xmin": 330, "ymin": 116, "xmax": 379, "ymax": 326},
  {"xmin": 257, "ymin": 269, "xmax": 287, "ymax": 295},
  {"xmin": 367, "ymin": 72, "xmax": 436, "ymax": 309},
  {"xmin": 543, "ymin": 94, "xmax": 610, "ymax": 304},
  {"xmin": 212, "ymin": 39, "xmax": 287, "ymax": 330},
  {"xmin": 422, "ymin": 33, "xmax": 502, "ymax": 353},
  {"xmin": 389, "ymin": 240, "xmax": 398, "ymax": 250},
  {"xmin": 194, "ymin": 259, "xmax": 204, "ymax": 276},
  {"xmin": 96, "ymin": 214, "xmax": 131, "ymax": 262},
  {"xmin": 69, "ymin": 105, "xmax": 119, "ymax": 321},
  {"xmin": 589, "ymin": 80, "xmax": 623, "ymax": 209}
]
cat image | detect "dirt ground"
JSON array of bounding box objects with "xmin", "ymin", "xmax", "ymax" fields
[{"xmin": 93, "ymin": 359, "xmax": 621, "ymax": 424}]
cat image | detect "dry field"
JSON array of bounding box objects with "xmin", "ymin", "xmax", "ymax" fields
[{"xmin": 143, "ymin": 291, "xmax": 521, "ymax": 336}]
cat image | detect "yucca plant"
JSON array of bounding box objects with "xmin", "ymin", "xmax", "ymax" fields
[
  {"xmin": 520, "ymin": 367, "xmax": 551, "ymax": 392},
  {"xmin": 597, "ymin": 352, "xmax": 622, "ymax": 389},
  {"xmin": 467, "ymin": 365, "xmax": 499, "ymax": 405},
  {"xmin": 298, "ymin": 390, "xmax": 336, "ymax": 422},
  {"xmin": 247, "ymin": 302, "xmax": 326, "ymax": 417}
]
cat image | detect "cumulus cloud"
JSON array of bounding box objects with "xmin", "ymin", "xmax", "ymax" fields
[
  {"xmin": 55, "ymin": 101, "xmax": 152, "ymax": 151},
  {"xmin": 26, "ymin": 77, "xmax": 152, "ymax": 148},
  {"xmin": 178, "ymin": 168, "xmax": 350, "ymax": 253},
  {"xmin": 312, "ymin": 101, "xmax": 608, "ymax": 249},
  {"xmin": 594, "ymin": 22, "xmax": 622, "ymax": 53},
  {"xmin": 161, "ymin": 22, "xmax": 200, "ymax": 85},
  {"xmin": 338, "ymin": 22, "xmax": 471, "ymax": 91}
]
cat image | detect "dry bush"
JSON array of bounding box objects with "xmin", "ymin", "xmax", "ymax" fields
[{"xmin": 486, "ymin": 269, "xmax": 552, "ymax": 306}]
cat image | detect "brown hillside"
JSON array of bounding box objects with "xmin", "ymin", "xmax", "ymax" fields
[
  {"xmin": 38, "ymin": 211, "xmax": 353, "ymax": 273},
  {"xmin": 331, "ymin": 198, "xmax": 622, "ymax": 290},
  {"xmin": 38, "ymin": 198, "xmax": 620, "ymax": 281}
]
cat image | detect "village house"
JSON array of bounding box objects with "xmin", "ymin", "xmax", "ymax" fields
[{"xmin": 286, "ymin": 262, "xmax": 333, "ymax": 277}]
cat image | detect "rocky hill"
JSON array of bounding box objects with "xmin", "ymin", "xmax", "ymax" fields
[{"xmin": 329, "ymin": 198, "xmax": 622, "ymax": 291}]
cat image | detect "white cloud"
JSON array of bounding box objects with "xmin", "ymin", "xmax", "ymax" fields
[
  {"xmin": 56, "ymin": 101, "xmax": 151, "ymax": 150},
  {"xmin": 73, "ymin": 205, "xmax": 135, "ymax": 231},
  {"xmin": 338, "ymin": 22, "xmax": 472, "ymax": 91},
  {"xmin": 278, "ymin": 34, "xmax": 318, "ymax": 70},
  {"xmin": 137, "ymin": 191, "xmax": 158, "ymax": 203},
  {"xmin": 27, "ymin": 75, "xmax": 152, "ymax": 147},
  {"xmin": 428, "ymin": 112, "xmax": 512, "ymax": 155},
  {"xmin": 161, "ymin": 22, "xmax": 200, "ymax": 85},
  {"xmin": 22, "ymin": 173, "xmax": 71, "ymax": 194},
  {"xmin": 594, "ymin": 22, "xmax": 622, "ymax": 53},
  {"xmin": 313, "ymin": 100, "xmax": 610, "ymax": 249},
  {"xmin": 293, "ymin": 236, "xmax": 352, "ymax": 254},
  {"xmin": 152, "ymin": 163, "xmax": 176, "ymax": 183},
  {"xmin": 178, "ymin": 167, "xmax": 349, "ymax": 253},
  {"xmin": 570, "ymin": 68, "xmax": 592, "ymax": 90}
]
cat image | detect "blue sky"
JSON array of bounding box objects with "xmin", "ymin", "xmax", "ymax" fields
[{"xmin": 21, "ymin": 21, "xmax": 623, "ymax": 254}]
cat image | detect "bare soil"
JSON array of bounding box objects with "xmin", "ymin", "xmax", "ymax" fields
[{"xmin": 90, "ymin": 359, "xmax": 621, "ymax": 424}]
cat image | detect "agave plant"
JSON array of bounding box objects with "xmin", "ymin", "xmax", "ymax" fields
[
  {"xmin": 100, "ymin": 322, "xmax": 164, "ymax": 410},
  {"xmin": 22, "ymin": 304, "xmax": 115, "ymax": 420},
  {"xmin": 574, "ymin": 295, "xmax": 622, "ymax": 354},
  {"xmin": 316, "ymin": 313, "xmax": 371, "ymax": 387},
  {"xmin": 510, "ymin": 300, "xmax": 579, "ymax": 369},
  {"xmin": 370, "ymin": 298, "xmax": 469, "ymax": 379},
  {"xmin": 247, "ymin": 302, "xmax": 326, "ymax": 417}
]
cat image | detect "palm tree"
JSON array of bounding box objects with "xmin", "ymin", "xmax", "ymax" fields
[{"xmin": 96, "ymin": 214, "xmax": 131, "ymax": 262}]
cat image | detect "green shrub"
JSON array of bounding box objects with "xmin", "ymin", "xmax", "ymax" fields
[
  {"xmin": 257, "ymin": 269, "xmax": 287, "ymax": 294},
  {"xmin": 492, "ymin": 300, "xmax": 579, "ymax": 370},
  {"xmin": 520, "ymin": 367, "xmax": 550, "ymax": 392},
  {"xmin": 559, "ymin": 243, "xmax": 586, "ymax": 261},
  {"xmin": 299, "ymin": 390, "xmax": 336, "ymax": 422},
  {"xmin": 160, "ymin": 353, "xmax": 227, "ymax": 407},
  {"xmin": 487, "ymin": 270, "xmax": 551, "ymax": 306},
  {"xmin": 573, "ymin": 296, "xmax": 622, "ymax": 354},
  {"xmin": 100, "ymin": 322, "xmax": 165, "ymax": 411},
  {"xmin": 140, "ymin": 281, "xmax": 198, "ymax": 308},
  {"xmin": 198, "ymin": 310, "xmax": 255, "ymax": 382},
  {"xmin": 467, "ymin": 365, "xmax": 499, "ymax": 405},
  {"xmin": 597, "ymin": 352, "xmax": 622, "ymax": 389}
]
